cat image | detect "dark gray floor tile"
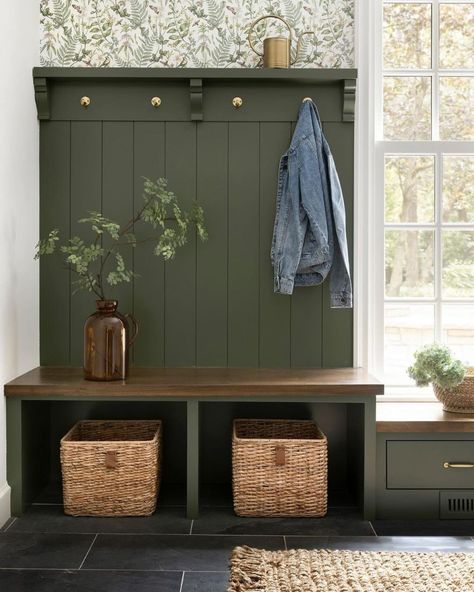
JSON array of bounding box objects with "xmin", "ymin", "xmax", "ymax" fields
[
  {"xmin": 9, "ymin": 505, "xmax": 191, "ymax": 535},
  {"xmin": 286, "ymin": 535, "xmax": 474, "ymax": 552},
  {"xmin": 192, "ymin": 507, "xmax": 374, "ymax": 536},
  {"xmin": 182, "ymin": 571, "xmax": 229, "ymax": 592},
  {"xmin": 0, "ymin": 533, "xmax": 95, "ymax": 568},
  {"xmin": 83, "ymin": 534, "xmax": 284, "ymax": 571},
  {"xmin": 374, "ymin": 520, "xmax": 474, "ymax": 536},
  {"xmin": 0, "ymin": 569, "xmax": 182, "ymax": 592}
]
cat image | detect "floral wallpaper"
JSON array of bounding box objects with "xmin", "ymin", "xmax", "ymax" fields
[{"xmin": 40, "ymin": 0, "xmax": 354, "ymax": 68}]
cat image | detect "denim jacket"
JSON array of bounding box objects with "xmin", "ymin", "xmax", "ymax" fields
[{"xmin": 271, "ymin": 100, "xmax": 352, "ymax": 308}]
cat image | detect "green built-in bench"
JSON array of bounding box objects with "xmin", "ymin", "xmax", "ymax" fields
[{"xmin": 5, "ymin": 366, "xmax": 382, "ymax": 519}]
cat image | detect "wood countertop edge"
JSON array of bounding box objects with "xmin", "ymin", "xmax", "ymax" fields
[{"xmin": 4, "ymin": 366, "xmax": 383, "ymax": 397}]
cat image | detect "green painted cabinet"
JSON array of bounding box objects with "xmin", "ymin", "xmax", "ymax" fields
[
  {"xmin": 36, "ymin": 68, "xmax": 356, "ymax": 369},
  {"xmin": 377, "ymin": 433, "xmax": 474, "ymax": 519}
]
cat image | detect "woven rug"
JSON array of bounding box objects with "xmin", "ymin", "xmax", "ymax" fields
[{"xmin": 228, "ymin": 545, "xmax": 474, "ymax": 592}]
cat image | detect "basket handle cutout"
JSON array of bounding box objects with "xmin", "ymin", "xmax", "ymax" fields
[
  {"xmin": 105, "ymin": 450, "xmax": 118, "ymax": 469},
  {"xmin": 275, "ymin": 445, "xmax": 286, "ymax": 466}
]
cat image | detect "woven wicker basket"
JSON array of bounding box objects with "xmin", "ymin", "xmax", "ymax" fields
[
  {"xmin": 232, "ymin": 419, "xmax": 328, "ymax": 517},
  {"xmin": 61, "ymin": 420, "xmax": 162, "ymax": 516},
  {"xmin": 433, "ymin": 367, "xmax": 474, "ymax": 413}
]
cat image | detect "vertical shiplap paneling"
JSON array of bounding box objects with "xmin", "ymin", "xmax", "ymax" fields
[
  {"xmin": 196, "ymin": 123, "xmax": 228, "ymax": 366},
  {"xmin": 258, "ymin": 122, "xmax": 292, "ymax": 367},
  {"xmin": 40, "ymin": 121, "xmax": 71, "ymax": 365},
  {"xmin": 321, "ymin": 122, "xmax": 354, "ymax": 367},
  {"xmin": 227, "ymin": 123, "xmax": 260, "ymax": 367},
  {"xmin": 69, "ymin": 121, "xmax": 102, "ymax": 365},
  {"xmin": 102, "ymin": 122, "xmax": 134, "ymax": 326},
  {"xmin": 288, "ymin": 120, "xmax": 324, "ymax": 368},
  {"xmin": 133, "ymin": 122, "xmax": 166, "ymax": 366},
  {"xmin": 164, "ymin": 122, "xmax": 197, "ymax": 366}
]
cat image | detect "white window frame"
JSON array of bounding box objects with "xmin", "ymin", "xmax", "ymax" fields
[{"xmin": 355, "ymin": 0, "xmax": 474, "ymax": 399}]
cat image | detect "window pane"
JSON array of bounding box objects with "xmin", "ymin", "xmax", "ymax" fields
[
  {"xmin": 385, "ymin": 304, "xmax": 435, "ymax": 385},
  {"xmin": 440, "ymin": 3, "xmax": 474, "ymax": 69},
  {"xmin": 442, "ymin": 231, "xmax": 474, "ymax": 298},
  {"xmin": 384, "ymin": 77, "xmax": 431, "ymax": 140},
  {"xmin": 383, "ymin": 3, "xmax": 431, "ymax": 69},
  {"xmin": 385, "ymin": 156, "xmax": 434, "ymax": 223},
  {"xmin": 443, "ymin": 156, "xmax": 474, "ymax": 223},
  {"xmin": 442, "ymin": 304, "xmax": 474, "ymax": 365},
  {"xmin": 385, "ymin": 230, "xmax": 435, "ymax": 297},
  {"xmin": 440, "ymin": 77, "xmax": 474, "ymax": 140}
]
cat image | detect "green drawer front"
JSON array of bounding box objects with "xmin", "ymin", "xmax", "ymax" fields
[
  {"xmin": 50, "ymin": 80, "xmax": 189, "ymax": 121},
  {"xmin": 387, "ymin": 440, "xmax": 474, "ymax": 489},
  {"xmin": 202, "ymin": 81, "xmax": 342, "ymax": 122}
]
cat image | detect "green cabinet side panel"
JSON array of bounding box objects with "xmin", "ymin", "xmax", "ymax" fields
[
  {"xmin": 39, "ymin": 77, "xmax": 354, "ymax": 368},
  {"xmin": 40, "ymin": 121, "xmax": 71, "ymax": 365}
]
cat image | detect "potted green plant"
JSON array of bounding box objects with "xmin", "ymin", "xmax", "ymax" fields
[
  {"xmin": 35, "ymin": 178, "xmax": 207, "ymax": 381},
  {"xmin": 408, "ymin": 344, "xmax": 474, "ymax": 413}
]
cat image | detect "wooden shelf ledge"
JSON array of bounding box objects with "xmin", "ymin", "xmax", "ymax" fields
[
  {"xmin": 377, "ymin": 402, "xmax": 474, "ymax": 433},
  {"xmin": 4, "ymin": 366, "xmax": 382, "ymax": 398}
]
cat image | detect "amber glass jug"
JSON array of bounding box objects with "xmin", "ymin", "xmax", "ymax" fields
[{"xmin": 84, "ymin": 300, "xmax": 138, "ymax": 381}]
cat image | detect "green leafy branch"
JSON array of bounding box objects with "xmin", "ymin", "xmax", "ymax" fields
[{"xmin": 35, "ymin": 178, "xmax": 208, "ymax": 300}]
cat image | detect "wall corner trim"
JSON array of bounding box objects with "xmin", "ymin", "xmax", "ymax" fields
[
  {"xmin": 33, "ymin": 76, "xmax": 50, "ymax": 120},
  {"xmin": 343, "ymin": 79, "xmax": 357, "ymax": 122},
  {"xmin": 0, "ymin": 484, "xmax": 11, "ymax": 528}
]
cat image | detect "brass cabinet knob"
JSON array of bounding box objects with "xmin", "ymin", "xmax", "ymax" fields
[
  {"xmin": 232, "ymin": 96, "xmax": 243, "ymax": 109},
  {"xmin": 151, "ymin": 96, "xmax": 162, "ymax": 108},
  {"xmin": 80, "ymin": 96, "xmax": 91, "ymax": 108}
]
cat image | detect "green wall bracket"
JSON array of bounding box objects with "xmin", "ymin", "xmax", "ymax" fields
[
  {"xmin": 34, "ymin": 76, "xmax": 49, "ymax": 120},
  {"xmin": 343, "ymin": 79, "xmax": 356, "ymax": 122},
  {"xmin": 190, "ymin": 78, "xmax": 203, "ymax": 121}
]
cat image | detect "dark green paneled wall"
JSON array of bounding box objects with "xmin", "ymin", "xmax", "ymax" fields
[{"xmin": 39, "ymin": 72, "xmax": 354, "ymax": 368}]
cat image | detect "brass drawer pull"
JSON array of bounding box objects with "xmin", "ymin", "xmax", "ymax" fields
[
  {"xmin": 443, "ymin": 462, "xmax": 474, "ymax": 469},
  {"xmin": 80, "ymin": 96, "xmax": 91, "ymax": 108},
  {"xmin": 151, "ymin": 96, "xmax": 162, "ymax": 108}
]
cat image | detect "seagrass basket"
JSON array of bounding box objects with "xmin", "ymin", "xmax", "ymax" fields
[
  {"xmin": 61, "ymin": 420, "xmax": 162, "ymax": 516},
  {"xmin": 232, "ymin": 419, "xmax": 328, "ymax": 517},
  {"xmin": 433, "ymin": 367, "xmax": 474, "ymax": 413}
]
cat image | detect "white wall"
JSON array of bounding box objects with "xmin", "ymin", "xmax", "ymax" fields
[{"xmin": 0, "ymin": 1, "xmax": 40, "ymax": 526}]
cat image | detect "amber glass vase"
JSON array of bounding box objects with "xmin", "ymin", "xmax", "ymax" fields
[{"xmin": 83, "ymin": 300, "xmax": 138, "ymax": 381}]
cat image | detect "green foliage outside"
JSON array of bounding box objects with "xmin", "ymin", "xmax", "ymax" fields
[
  {"xmin": 383, "ymin": 4, "xmax": 474, "ymax": 300},
  {"xmin": 35, "ymin": 178, "xmax": 207, "ymax": 300},
  {"xmin": 408, "ymin": 344, "xmax": 466, "ymax": 390}
]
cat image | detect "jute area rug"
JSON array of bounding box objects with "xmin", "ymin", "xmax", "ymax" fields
[{"xmin": 228, "ymin": 545, "xmax": 474, "ymax": 592}]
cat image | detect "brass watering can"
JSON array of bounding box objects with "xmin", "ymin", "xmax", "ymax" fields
[{"xmin": 248, "ymin": 15, "xmax": 314, "ymax": 68}]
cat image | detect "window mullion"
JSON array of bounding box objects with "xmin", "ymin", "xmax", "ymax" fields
[
  {"xmin": 434, "ymin": 149, "xmax": 443, "ymax": 343},
  {"xmin": 432, "ymin": 0, "xmax": 440, "ymax": 142}
]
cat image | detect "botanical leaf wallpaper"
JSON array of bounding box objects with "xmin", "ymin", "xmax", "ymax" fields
[{"xmin": 40, "ymin": 0, "xmax": 354, "ymax": 68}]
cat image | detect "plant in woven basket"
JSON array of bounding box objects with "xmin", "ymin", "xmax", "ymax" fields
[
  {"xmin": 407, "ymin": 344, "xmax": 466, "ymax": 390},
  {"xmin": 408, "ymin": 344, "xmax": 474, "ymax": 413}
]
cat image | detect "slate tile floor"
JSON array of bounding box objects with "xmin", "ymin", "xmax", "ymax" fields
[{"xmin": 1, "ymin": 500, "xmax": 473, "ymax": 592}]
